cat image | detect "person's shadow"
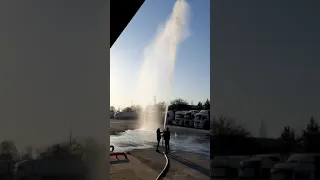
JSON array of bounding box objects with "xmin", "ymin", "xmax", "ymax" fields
[{"xmin": 168, "ymin": 153, "xmax": 210, "ymax": 177}]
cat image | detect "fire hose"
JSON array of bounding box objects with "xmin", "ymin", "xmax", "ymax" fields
[
  {"xmin": 156, "ymin": 152, "xmax": 170, "ymax": 180},
  {"xmin": 110, "ymin": 145, "xmax": 114, "ymax": 152}
]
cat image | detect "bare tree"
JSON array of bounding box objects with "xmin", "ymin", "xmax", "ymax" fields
[
  {"xmin": 280, "ymin": 126, "xmax": 297, "ymax": 153},
  {"xmin": 212, "ymin": 116, "xmax": 250, "ymax": 137},
  {"xmin": 170, "ymin": 98, "xmax": 189, "ymax": 106},
  {"xmin": 197, "ymin": 102, "xmax": 203, "ymax": 110},
  {"xmin": 110, "ymin": 106, "xmax": 116, "ymax": 113},
  {"xmin": 0, "ymin": 140, "xmax": 18, "ymax": 160},
  {"xmin": 37, "ymin": 139, "xmax": 83, "ymax": 160},
  {"xmin": 301, "ymin": 116, "xmax": 320, "ymax": 152},
  {"xmin": 170, "ymin": 98, "xmax": 189, "ymax": 111},
  {"xmin": 306, "ymin": 116, "xmax": 319, "ymax": 133},
  {"xmin": 203, "ymin": 99, "xmax": 210, "ymax": 110},
  {"xmin": 122, "ymin": 106, "xmax": 135, "ymax": 112}
]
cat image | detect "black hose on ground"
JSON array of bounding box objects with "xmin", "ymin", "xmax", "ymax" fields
[{"xmin": 110, "ymin": 145, "xmax": 115, "ymax": 152}]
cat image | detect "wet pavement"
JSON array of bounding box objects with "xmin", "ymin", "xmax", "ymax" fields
[{"xmin": 110, "ymin": 128, "xmax": 210, "ymax": 156}]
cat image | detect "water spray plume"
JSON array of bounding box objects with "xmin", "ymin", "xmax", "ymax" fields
[{"xmin": 135, "ymin": 0, "xmax": 190, "ymax": 131}]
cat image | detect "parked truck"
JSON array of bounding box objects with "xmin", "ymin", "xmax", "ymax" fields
[
  {"xmin": 114, "ymin": 111, "xmax": 138, "ymax": 120},
  {"xmin": 211, "ymin": 155, "xmax": 250, "ymax": 180},
  {"xmin": 183, "ymin": 110, "xmax": 199, "ymax": 127},
  {"xmin": 172, "ymin": 111, "xmax": 187, "ymax": 126},
  {"xmin": 270, "ymin": 154, "xmax": 320, "ymax": 180},
  {"xmin": 238, "ymin": 154, "xmax": 281, "ymax": 180},
  {"xmin": 194, "ymin": 110, "xmax": 210, "ymax": 129}
]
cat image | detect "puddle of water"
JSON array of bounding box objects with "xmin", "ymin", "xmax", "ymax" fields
[{"xmin": 110, "ymin": 129, "xmax": 210, "ymax": 156}]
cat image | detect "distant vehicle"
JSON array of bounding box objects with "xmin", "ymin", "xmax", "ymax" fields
[
  {"xmin": 211, "ymin": 155, "xmax": 250, "ymax": 180},
  {"xmin": 114, "ymin": 112, "xmax": 120, "ymax": 119},
  {"xmin": 172, "ymin": 111, "xmax": 187, "ymax": 126},
  {"xmin": 194, "ymin": 110, "xmax": 210, "ymax": 129},
  {"xmin": 255, "ymin": 154, "xmax": 282, "ymax": 162},
  {"xmin": 110, "ymin": 112, "xmax": 115, "ymax": 119},
  {"xmin": 183, "ymin": 110, "xmax": 199, "ymax": 127},
  {"xmin": 14, "ymin": 160, "xmax": 88, "ymax": 180},
  {"xmin": 199, "ymin": 110, "xmax": 210, "ymax": 114},
  {"xmin": 270, "ymin": 154, "xmax": 320, "ymax": 180},
  {"xmin": 114, "ymin": 111, "xmax": 137, "ymax": 120},
  {"xmin": 238, "ymin": 154, "xmax": 281, "ymax": 180},
  {"xmin": 165, "ymin": 111, "xmax": 175, "ymax": 125}
]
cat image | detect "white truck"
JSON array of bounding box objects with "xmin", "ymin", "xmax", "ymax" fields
[
  {"xmin": 270, "ymin": 154, "xmax": 320, "ymax": 180},
  {"xmin": 238, "ymin": 154, "xmax": 281, "ymax": 180},
  {"xmin": 211, "ymin": 155, "xmax": 250, "ymax": 180},
  {"xmin": 194, "ymin": 110, "xmax": 210, "ymax": 129},
  {"xmin": 114, "ymin": 112, "xmax": 121, "ymax": 119},
  {"xmin": 13, "ymin": 160, "xmax": 89, "ymax": 180},
  {"xmin": 183, "ymin": 110, "xmax": 199, "ymax": 127},
  {"xmin": 114, "ymin": 111, "xmax": 138, "ymax": 120},
  {"xmin": 172, "ymin": 111, "xmax": 187, "ymax": 126}
]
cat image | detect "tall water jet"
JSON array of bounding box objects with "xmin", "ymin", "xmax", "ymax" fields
[{"xmin": 135, "ymin": 0, "xmax": 190, "ymax": 131}]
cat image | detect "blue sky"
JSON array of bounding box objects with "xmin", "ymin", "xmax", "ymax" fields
[{"xmin": 111, "ymin": 0, "xmax": 210, "ymax": 108}]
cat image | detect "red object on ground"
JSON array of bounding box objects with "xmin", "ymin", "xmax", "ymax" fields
[{"xmin": 110, "ymin": 152, "xmax": 128, "ymax": 160}]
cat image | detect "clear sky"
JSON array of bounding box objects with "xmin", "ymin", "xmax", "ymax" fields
[
  {"xmin": 111, "ymin": 0, "xmax": 210, "ymax": 108},
  {"xmin": 212, "ymin": 1, "xmax": 320, "ymax": 137}
]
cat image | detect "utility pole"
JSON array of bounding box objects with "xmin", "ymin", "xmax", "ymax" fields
[
  {"xmin": 69, "ymin": 125, "xmax": 73, "ymax": 148},
  {"xmin": 259, "ymin": 120, "xmax": 267, "ymax": 138},
  {"xmin": 153, "ymin": 96, "xmax": 156, "ymax": 105}
]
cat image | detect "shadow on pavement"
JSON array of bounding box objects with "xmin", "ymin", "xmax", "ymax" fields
[
  {"xmin": 110, "ymin": 159, "xmax": 130, "ymax": 165},
  {"xmin": 168, "ymin": 153, "xmax": 210, "ymax": 177}
]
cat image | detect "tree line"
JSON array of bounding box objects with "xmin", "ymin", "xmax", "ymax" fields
[
  {"xmin": 279, "ymin": 116, "xmax": 320, "ymax": 153},
  {"xmin": 1, "ymin": 115, "xmax": 318, "ymax": 163},
  {"xmin": 110, "ymin": 98, "xmax": 210, "ymax": 114},
  {"xmin": 0, "ymin": 138, "xmax": 106, "ymax": 166},
  {"xmin": 211, "ymin": 115, "xmax": 320, "ymax": 156}
]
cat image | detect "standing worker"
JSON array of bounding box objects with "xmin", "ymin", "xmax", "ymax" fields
[
  {"xmin": 163, "ymin": 127, "xmax": 171, "ymax": 154},
  {"xmin": 156, "ymin": 128, "xmax": 163, "ymax": 152}
]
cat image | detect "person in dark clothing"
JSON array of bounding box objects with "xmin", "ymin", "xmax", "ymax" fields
[
  {"xmin": 163, "ymin": 127, "xmax": 171, "ymax": 154},
  {"xmin": 156, "ymin": 128, "xmax": 162, "ymax": 152}
]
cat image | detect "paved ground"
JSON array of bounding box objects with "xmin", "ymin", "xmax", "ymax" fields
[
  {"xmin": 110, "ymin": 153, "xmax": 160, "ymax": 180},
  {"xmin": 110, "ymin": 119, "xmax": 210, "ymax": 180},
  {"xmin": 130, "ymin": 148, "xmax": 210, "ymax": 180},
  {"xmin": 165, "ymin": 151, "xmax": 210, "ymax": 180}
]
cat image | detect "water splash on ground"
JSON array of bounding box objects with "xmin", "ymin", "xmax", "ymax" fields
[{"xmin": 110, "ymin": 129, "xmax": 209, "ymax": 156}]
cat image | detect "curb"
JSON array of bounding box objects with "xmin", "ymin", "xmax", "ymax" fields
[{"xmin": 156, "ymin": 153, "xmax": 170, "ymax": 180}]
